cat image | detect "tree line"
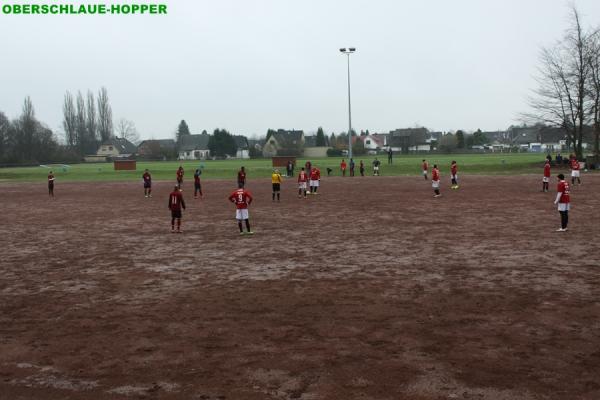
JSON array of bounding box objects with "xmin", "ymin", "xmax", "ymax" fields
[{"xmin": 0, "ymin": 97, "xmax": 78, "ymax": 165}]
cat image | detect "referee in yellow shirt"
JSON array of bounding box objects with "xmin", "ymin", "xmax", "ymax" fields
[{"xmin": 271, "ymin": 169, "xmax": 283, "ymax": 202}]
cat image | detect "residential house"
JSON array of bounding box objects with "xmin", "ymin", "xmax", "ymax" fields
[
  {"xmin": 538, "ymin": 127, "xmax": 568, "ymax": 153},
  {"xmin": 262, "ymin": 129, "xmax": 305, "ymax": 157},
  {"xmin": 234, "ymin": 135, "xmax": 250, "ymax": 159},
  {"xmin": 359, "ymin": 134, "xmax": 386, "ymax": 154},
  {"xmin": 137, "ymin": 139, "xmax": 177, "ymax": 160},
  {"xmin": 178, "ymin": 133, "xmax": 210, "ymax": 160},
  {"xmin": 388, "ymin": 128, "xmax": 430, "ymax": 153},
  {"xmin": 85, "ymin": 137, "xmax": 137, "ymax": 162}
]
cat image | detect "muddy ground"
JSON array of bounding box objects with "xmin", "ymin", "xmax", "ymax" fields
[{"xmin": 0, "ymin": 174, "xmax": 599, "ymax": 400}]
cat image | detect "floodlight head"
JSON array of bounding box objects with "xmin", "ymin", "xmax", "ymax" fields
[
  {"xmin": 339, "ymin": 48, "xmax": 347, "ymax": 52},
  {"xmin": 349, "ymin": 47, "xmax": 356, "ymax": 52}
]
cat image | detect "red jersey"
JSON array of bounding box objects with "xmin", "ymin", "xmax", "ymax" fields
[
  {"xmin": 310, "ymin": 168, "xmax": 320, "ymax": 180},
  {"xmin": 194, "ymin": 173, "xmax": 200, "ymax": 184},
  {"xmin": 229, "ymin": 188, "xmax": 252, "ymax": 209},
  {"xmin": 340, "ymin": 162, "xmax": 347, "ymax": 170},
  {"xmin": 237, "ymin": 170, "xmax": 246, "ymax": 183},
  {"xmin": 168, "ymin": 190, "xmax": 186, "ymax": 211},
  {"xmin": 451, "ymin": 164, "xmax": 457, "ymax": 175},
  {"xmin": 143, "ymin": 172, "xmax": 151, "ymax": 184},
  {"xmin": 544, "ymin": 163, "xmax": 551, "ymax": 177},
  {"xmin": 432, "ymin": 168, "xmax": 440, "ymax": 181},
  {"xmin": 557, "ymin": 180, "xmax": 570, "ymax": 203},
  {"xmin": 570, "ymin": 159, "xmax": 580, "ymax": 170},
  {"xmin": 298, "ymin": 171, "xmax": 308, "ymax": 183},
  {"xmin": 48, "ymin": 174, "xmax": 55, "ymax": 184},
  {"xmin": 176, "ymin": 168, "xmax": 184, "ymax": 180},
  {"xmin": 422, "ymin": 162, "xmax": 428, "ymax": 171}
]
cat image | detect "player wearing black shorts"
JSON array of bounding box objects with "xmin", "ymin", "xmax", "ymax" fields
[{"xmin": 271, "ymin": 169, "xmax": 282, "ymax": 201}]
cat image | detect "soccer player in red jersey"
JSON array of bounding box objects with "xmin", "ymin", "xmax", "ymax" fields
[
  {"xmin": 450, "ymin": 161, "xmax": 459, "ymax": 189},
  {"xmin": 309, "ymin": 166, "xmax": 321, "ymax": 195},
  {"xmin": 48, "ymin": 171, "xmax": 55, "ymax": 197},
  {"xmin": 143, "ymin": 169, "xmax": 152, "ymax": 198},
  {"xmin": 193, "ymin": 169, "xmax": 203, "ymax": 199},
  {"xmin": 554, "ymin": 173, "xmax": 570, "ymax": 232},
  {"xmin": 422, "ymin": 159, "xmax": 429, "ymax": 180},
  {"xmin": 176, "ymin": 166, "xmax": 184, "ymax": 189},
  {"xmin": 168, "ymin": 185, "xmax": 186, "ymax": 233},
  {"xmin": 297, "ymin": 167, "xmax": 308, "ymax": 198},
  {"xmin": 570, "ymin": 157, "xmax": 581, "ymax": 185},
  {"xmin": 229, "ymin": 184, "xmax": 254, "ymax": 235},
  {"xmin": 359, "ymin": 160, "xmax": 365, "ymax": 176},
  {"xmin": 432, "ymin": 164, "xmax": 441, "ymax": 197},
  {"xmin": 340, "ymin": 159, "xmax": 347, "ymax": 177},
  {"xmin": 237, "ymin": 166, "xmax": 246, "ymax": 188},
  {"xmin": 542, "ymin": 160, "xmax": 551, "ymax": 192}
]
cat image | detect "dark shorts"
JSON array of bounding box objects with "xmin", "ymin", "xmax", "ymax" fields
[
  {"xmin": 171, "ymin": 209, "xmax": 182, "ymax": 219},
  {"xmin": 272, "ymin": 183, "xmax": 280, "ymax": 192},
  {"xmin": 194, "ymin": 182, "xmax": 201, "ymax": 190},
  {"xmin": 144, "ymin": 182, "xmax": 151, "ymax": 188}
]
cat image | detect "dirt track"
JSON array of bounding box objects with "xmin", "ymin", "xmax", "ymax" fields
[{"xmin": 1, "ymin": 174, "xmax": 599, "ymax": 400}]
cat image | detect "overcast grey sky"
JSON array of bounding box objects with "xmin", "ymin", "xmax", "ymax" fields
[{"xmin": 1, "ymin": 0, "xmax": 599, "ymax": 140}]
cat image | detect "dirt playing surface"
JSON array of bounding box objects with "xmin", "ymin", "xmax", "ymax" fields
[{"xmin": 1, "ymin": 174, "xmax": 599, "ymax": 400}]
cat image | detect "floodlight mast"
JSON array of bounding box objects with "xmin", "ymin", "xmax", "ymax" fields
[{"xmin": 339, "ymin": 47, "xmax": 356, "ymax": 159}]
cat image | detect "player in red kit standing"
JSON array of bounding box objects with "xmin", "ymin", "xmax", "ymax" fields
[
  {"xmin": 168, "ymin": 185, "xmax": 186, "ymax": 233},
  {"xmin": 554, "ymin": 173, "xmax": 570, "ymax": 232},
  {"xmin": 570, "ymin": 157, "xmax": 581, "ymax": 185},
  {"xmin": 309, "ymin": 166, "xmax": 321, "ymax": 195},
  {"xmin": 48, "ymin": 171, "xmax": 55, "ymax": 197},
  {"xmin": 432, "ymin": 164, "xmax": 441, "ymax": 197},
  {"xmin": 237, "ymin": 166, "xmax": 246, "ymax": 188},
  {"xmin": 229, "ymin": 185, "xmax": 254, "ymax": 235},
  {"xmin": 298, "ymin": 167, "xmax": 308, "ymax": 198},
  {"xmin": 340, "ymin": 159, "xmax": 347, "ymax": 177},
  {"xmin": 422, "ymin": 160, "xmax": 429, "ymax": 180},
  {"xmin": 143, "ymin": 169, "xmax": 152, "ymax": 198},
  {"xmin": 450, "ymin": 161, "xmax": 459, "ymax": 189},
  {"xmin": 176, "ymin": 166, "xmax": 184, "ymax": 189},
  {"xmin": 542, "ymin": 160, "xmax": 551, "ymax": 192}
]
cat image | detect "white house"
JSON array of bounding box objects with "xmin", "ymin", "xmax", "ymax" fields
[{"xmin": 178, "ymin": 134, "xmax": 210, "ymax": 160}]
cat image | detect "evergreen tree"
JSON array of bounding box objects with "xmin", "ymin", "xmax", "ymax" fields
[
  {"xmin": 208, "ymin": 128, "xmax": 238, "ymax": 157},
  {"xmin": 316, "ymin": 127, "xmax": 326, "ymax": 146},
  {"xmin": 176, "ymin": 120, "xmax": 191, "ymax": 144},
  {"xmin": 456, "ymin": 130, "xmax": 465, "ymax": 149}
]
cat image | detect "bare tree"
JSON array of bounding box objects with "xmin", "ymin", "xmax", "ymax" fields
[
  {"xmin": 86, "ymin": 90, "xmax": 98, "ymax": 149},
  {"xmin": 588, "ymin": 30, "xmax": 600, "ymax": 155},
  {"xmin": 62, "ymin": 91, "xmax": 77, "ymax": 148},
  {"xmin": 75, "ymin": 91, "xmax": 87, "ymax": 155},
  {"xmin": 97, "ymin": 87, "xmax": 113, "ymax": 142},
  {"xmin": 0, "ymin": 111, "xmax": 9, "ymax": 159},
  {"xmin": 116, "ymin": 118, "xmax": 140, "ymax": 144},
  {"xmin": 526, "ymin": 6, "xmax": 592, "ymax": 159}
]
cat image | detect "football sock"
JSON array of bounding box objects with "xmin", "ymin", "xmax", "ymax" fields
[
  {"xmin": 277, "ymin": 193, "xmax": 280, "ymax": 201},
  {"xmin": 171, "ymin": 218, "xmax": 175, "ymax": 230},
  {"xmin": 177, "ymin": 219, "xmax": 181, "ymax": 230},
  {"xmin": 272, "ymin": 192, "xmax": 275, "ymax": 201},
  {"xmin": 238, "ymin": 221, "xmax": 243, "ymax": 232},
  {"xmin": 245, "ymin": 220, "xmax": 251, "ymax": 232},
  {"xmin": 434, "ymin": 189, "xmax": 440, "ymax": 195}
]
